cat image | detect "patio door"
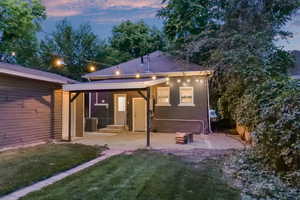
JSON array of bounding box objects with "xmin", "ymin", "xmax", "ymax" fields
[
  {"xmin": 114, "ymin": 94, "xmax": 127, "ymax": 125},
  {"xmin": 133, "ymin": 98, "xmax": 146, "ymax": 132}
]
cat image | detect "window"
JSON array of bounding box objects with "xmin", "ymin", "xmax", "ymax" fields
[
  {"xmin": 117, "ymin": 96, "xmax": 126, "ymax": 111},
  {"xmin": 157, "ymin": 87, "xmax": 170, "ymax": 106},
  {"xmin": 179, "ymin": 87, "xmax": 194, "ymax": 106}
]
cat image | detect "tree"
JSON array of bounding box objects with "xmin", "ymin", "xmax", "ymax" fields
[
  {"xmin": 110, "ymin": 20, "xmax": 165, "ymax": 58},
  {"xmin": 39, "ymin": 20, "xmax": 102, "ymax": 80},
  {"xmin": 158, "ymin": 0, "xmax": 217, "ymax": 48},
  {"xmin": 0, "ymin": 0, "xmax": 46, "ymax": 62}
]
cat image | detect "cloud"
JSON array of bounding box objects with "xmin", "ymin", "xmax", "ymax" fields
[{"xmin": 42, "ymin": 0, "xmax": 163, "ymax": 17}]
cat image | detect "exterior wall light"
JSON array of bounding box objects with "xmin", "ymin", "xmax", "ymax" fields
[
  {"xmin": 187, "ymin": 79, "xmax": 191, "ymax": 83},
  {"xmin": 182, "ymin": 82, "xmax": 187, "ymax": 86},
  {"xmin": 195, "ymin": 79, "xmax": 200, "ymax": 82},
  {"xmin": 136, "ymin": 73, "xmax": 141, "ymax": 78},
  {"xmin": 152, "ymin": 76, "xmax": 157, "ymax": 80},
  {"xmin": 11, "ymin": 52, "xmax": 16, "ymax": 56},
  {"xmin": 166, "ymin": 77, "xmax": 170, "ymax": 81},
  {"xmin": 177, "ymin": 79, "xmax": 181, "ymax": 83}
]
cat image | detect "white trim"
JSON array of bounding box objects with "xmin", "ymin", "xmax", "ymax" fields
[
  {"xmin": 63, "ymin": 78, "xmax": 167, "ymax": 91},
  {"xmin": 178, "ymin": 103, "xmax": 195, "ymax": 107},
  {"xmin": 83, "ymin": 70, "xmax": 214, "ymax": 80},
  {"xmin": 88, "ymin": 93, "xmax": 91, "ymax": 118},
  {"xmin": 156, "ymin": 87, "xmax": 170, "ymax": 106},
  {"xmin": 0, "ymin": 68, "xmax": 70, "ymax": 84},
  {"xmin": 114, "ymin": 94, "xmax": 127, "ymax": 125},
  {"xmin": 132, "ymin": 98, "xmax": 147, "ymax": 132},
  {"xmin": 179, "ymin": 86, "xmax": 194, "ymax": 106}
]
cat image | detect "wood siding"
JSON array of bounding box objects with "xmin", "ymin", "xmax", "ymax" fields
[
  {"xmin": 152, "ymin": 76, "xmax": 209, "ymax": 133},
  {"xmin": 0, "ymin": 74, "xmax": 63, "ymax": 148},
  {"xmin": 90, "ymin": 76, "xmax": 210, "ymax": 134},
  {"xmin": 91, "ymin": 90, "xmax": 146, "ymax": 130}
]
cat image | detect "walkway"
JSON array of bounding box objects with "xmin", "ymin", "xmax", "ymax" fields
[{"xmin": 0, "ymin": 149, "xmax": 125, "ymax": 200}]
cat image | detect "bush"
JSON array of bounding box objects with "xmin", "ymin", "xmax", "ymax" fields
[{"xmin": 235, "ymin": 78, "xmax": 300, "ymax": 171}]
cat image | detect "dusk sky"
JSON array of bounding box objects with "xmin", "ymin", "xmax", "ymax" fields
[{"xmin": 41, "ymin": 0, "xmax": 300, "ymax": 50}]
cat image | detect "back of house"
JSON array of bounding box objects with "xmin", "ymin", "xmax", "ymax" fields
[{"xmin": 80, "ymin": 51, "xmax": 213, "ymax": 134}]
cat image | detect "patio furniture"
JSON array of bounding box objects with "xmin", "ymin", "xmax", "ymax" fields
[{"xmin": 176, "ymin": 132, "xmax": 194, "ymax": 144}]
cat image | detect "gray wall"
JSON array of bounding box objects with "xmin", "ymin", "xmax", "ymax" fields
[{"xmin": 90, "ymin": 76, "xmax": 210, "ymax": 134}]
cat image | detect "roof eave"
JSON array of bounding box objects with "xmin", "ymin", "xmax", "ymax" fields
[
  {"xmin": 82, "ymin": 70, "xmax": 214, "ymax": 80},
  {"xmin": 0, "ymin": 68, "xmax": 76, "ymax": 85}
]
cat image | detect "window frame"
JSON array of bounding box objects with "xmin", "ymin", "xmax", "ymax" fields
[
  {"xmin": 156, "ymin": 87, "xmax": 171, "ymax": 106},
  {"xmin": 179, "ymin": 86, "xmax": 195, "ymax": 106}
]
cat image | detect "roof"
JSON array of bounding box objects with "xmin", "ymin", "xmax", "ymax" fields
[
  {"xmin": 63, "ymin": 78, "xmax": 167, "ymax": 91},
  {"xmin": 0, "ymin": 62, "xmax": 77, "ymax": 84},
  {"xmin": 291, "ymin": 51, "xmax": 300, "ymax": 79},
  {"xmin": 83, "ymin": 51, "xmax": 211, "ymax": 80}
]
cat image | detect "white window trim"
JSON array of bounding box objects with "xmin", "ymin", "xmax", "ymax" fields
[
  {"xmin": 178, "ymin": 86, "xmax": 195, "ymax": 106},
  {"xmin": 156, "ymin": 87, "xmax": 171, "ymax": 106},
  {"xmin": 94, "ymin": 93, "xmax": 107, "ymax": 106}
]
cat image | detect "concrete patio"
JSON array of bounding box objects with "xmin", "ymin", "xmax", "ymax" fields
[{"xmin": 72, "ymin": 132, "xmax": 245, "ymax": 151}]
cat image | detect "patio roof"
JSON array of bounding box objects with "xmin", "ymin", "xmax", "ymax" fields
[{"xmin": 63, "ymin": 78, "xmax": 167, "ymax": 91}]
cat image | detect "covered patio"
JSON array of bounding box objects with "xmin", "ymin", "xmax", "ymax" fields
[
  {"xmin": 63, "ymin": 78, "xmax": 168, "ymax": 147},
  {"xmin": 72, "ymin": 132, "xmax": 244, "ymax": 151}
]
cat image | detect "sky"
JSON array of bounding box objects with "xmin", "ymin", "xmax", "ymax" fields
[{"xmin": 41, "ymin": 0, "xmax": 300, "ymax": 50}]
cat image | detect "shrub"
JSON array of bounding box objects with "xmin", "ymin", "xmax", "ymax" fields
[{"xmin": 235, "ymin": 78, "xmax": 300, "ymax": 171}]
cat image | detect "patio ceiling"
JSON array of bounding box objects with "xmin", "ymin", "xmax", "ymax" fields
[{"xmin": 63, "ymin": 78, "xmax": 167, "ymax": 92}]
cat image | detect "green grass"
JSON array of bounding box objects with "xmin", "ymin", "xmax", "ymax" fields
[
  {"xmin": 0, "ymin": 143, "xmax": 104, "ymax": 196},
  {"xmin": 22, "ymin": 150, "xmax": 240, "ymax": 200}
]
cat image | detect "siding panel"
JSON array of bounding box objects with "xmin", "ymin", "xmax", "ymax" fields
[{"xmin": 0, "ymin": 74, "xmax": 62, "ymax": 148}]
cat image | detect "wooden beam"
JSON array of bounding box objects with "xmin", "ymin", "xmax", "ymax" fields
[
  {"xmin": 146, "ymin": 87, "xmax": 151, "ymax": 147},
  {"xmin": 137, "ymin": 90, "xmax": 148, "ymax": 101},
  {"xmin": 70, "ymin": 92, "xmax": 80, "ymax": 103}
]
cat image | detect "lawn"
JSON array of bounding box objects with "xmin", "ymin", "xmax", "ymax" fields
[
  {"xmin": 22, "ymin": 150, "xmax": 240, "ymax": 200},
  {"xmin": 0, "ymin": 143, "xmax": 104, "ymax": 196}
]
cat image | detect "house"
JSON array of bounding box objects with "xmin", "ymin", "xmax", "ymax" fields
[
  {"xmin": 64, "ymin": 51, "xmax": 213, "ymax": 140},
  {"xmin": 0, "ymin": 62, "xmax": 82, "ymax": 149}
]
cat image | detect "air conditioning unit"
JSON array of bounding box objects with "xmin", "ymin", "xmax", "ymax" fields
[{"xmin": 85, "ymin": 118, "xmax": 98, "ymax": 132}]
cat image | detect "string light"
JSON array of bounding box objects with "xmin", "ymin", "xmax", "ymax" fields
[
  {"xmin": 54, "ymin": 58, "xmax": 64, "ymax": 67},
  {"xmin": 115, "ymin": 70, "xmax": 120, "ymax": 76},
  {"xmin": 87, "ymin": 64, "xmax": 96, "ymax": 72}
]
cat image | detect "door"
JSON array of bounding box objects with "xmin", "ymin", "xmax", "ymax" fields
[
  {"xmin": 114, "ymin": 94, "xmax": 127, "ymax": 125},
  {"xmin": 133, "ymin": 98, "xmax": 146, "ymax": 132}
]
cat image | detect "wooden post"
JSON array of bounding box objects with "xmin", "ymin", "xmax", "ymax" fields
[
  {"xmin": 146, "ymin": 87, "xmax": 151, "ymax": 147},
  {"xmin": 68, "ymin": 92, "xmax": 72, "ymax": 142}
]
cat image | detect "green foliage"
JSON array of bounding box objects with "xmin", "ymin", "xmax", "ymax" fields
[
  {"xmin": 158, "ymin": 0, "xmax": 217, "ymax": 48},
  {"xmin": 0, "ymin": 0, "xmax": 45, "ymax": 60},
  {"xmin": 39, "ymin": 20, "xmax": 103, "ymax": 80},
  {"xmin": 110, "ymin": 20, "xmax": 165, "ymax": 58},
  {"xmin": 161, "ymin": 0, "xmax": 300, "ymax": 172}
]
